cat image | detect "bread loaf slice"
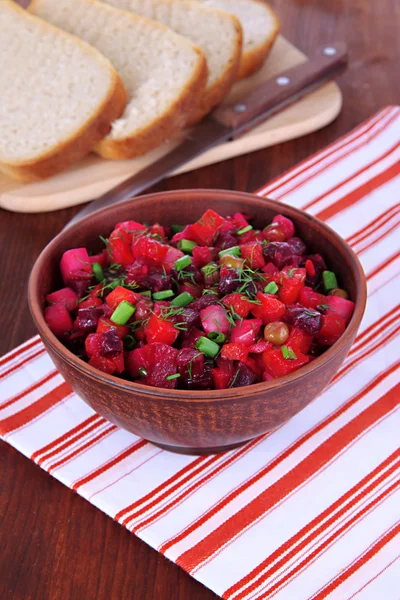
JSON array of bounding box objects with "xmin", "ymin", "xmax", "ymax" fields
[
  {"xmin": 101, "ymin": 0, "xmax": 242, "ymax": 123},
  {"xmin": 30, "ymin": 0, "xmax": 208, "ymax": 160},
  {"xmin": 0, "ymin": 0, "xmax": 126, "ymax": 182},
  {"xmin": 198, "ymin": 0, "xmax": 279, "ymax": 79}
]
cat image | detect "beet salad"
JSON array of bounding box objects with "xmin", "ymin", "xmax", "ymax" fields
[{"xmin": 44, "ymin": 209, "xmax": 355, "ymax": 390}]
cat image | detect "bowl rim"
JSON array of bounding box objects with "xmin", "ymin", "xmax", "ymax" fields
[{"xmin": 28, "ymin": 189, "xmax": 367, "ymax": 402}]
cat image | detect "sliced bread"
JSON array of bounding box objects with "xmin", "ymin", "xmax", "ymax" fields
[
  {"xmin": 30, "ymin": 0, "xmax": 208, "ymax": 160},
  {"xmin": 0, "ymin": 0, "xmax": 126, "ymax": 182},
  {"xmin": 101, "ymin": 0, "xmax": 242, "ymax": 123},
  {"xmin": 198, "ymin": 0, "xmax": 279, "ymax": 79}
]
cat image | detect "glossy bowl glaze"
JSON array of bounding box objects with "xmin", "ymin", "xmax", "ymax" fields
[{"xmin": 28, "ymin": 190, "xmax": 366, "ymax": 454}]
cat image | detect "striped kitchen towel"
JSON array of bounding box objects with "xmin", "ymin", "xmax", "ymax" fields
[{"xmin": 1, "ymin": 106, "xmax": 399, "ymax": 600}]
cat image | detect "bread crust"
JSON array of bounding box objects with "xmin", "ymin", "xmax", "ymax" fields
[
  {"xmin": 1, "ymin": 1, "xmax": 127, "ymax": 182},
  {"xmin": 187, "ymin": 12, "xmax": 243, "ymax": 125},
  {"xmin": 95, "ymin": 48, "xmax": 209, "ymax": 159},
  {"xmin": 237, "ymin": 1, "xmax": 280, "ymax": 80}
]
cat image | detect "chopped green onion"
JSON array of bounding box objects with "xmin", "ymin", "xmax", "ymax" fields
[
  {"xmin": 166, "ymin": 373, "xmax": 181, "ymax": 381},
  {"xmin": 237, "ymin": 225, "xmax": 253, "ymax": 235},
  {"xmin": 92, "ymin": 262, "xmax": 104, "ymax": 282},
  {"xmin": 218, "ymin": 246, "xmax": 241, "ymax": 259},
  {"xmin": 174, "ymin": 255, "xmax": 192, "ymax": 271},
  {"xmin": 264, "ymin": 281, "xmax": 279, "ymax": 294},
  {"xmin": 153, "ymin": 290, "xmax": 174, "ymax": 300},
  {"xmin": 171, "ymin": 224, "xmax": 185, "ymax": 235},
  {"xmin": 122, "ymin": 334, "xmax": 136, "ymax": 350},
  {"xmin": 207, "ymin": 331, "xmax": 226, "ymax": 344},
  {"xmin": 170, "ymin": 292, "xmax": 194, "ymax": 307},
  {"xmin": 110, "ymin": 301, "xmax": 135, "ymax": 325},
  {"xmin": 139, "ymin": 291, "xmax": 152, "ymax": 297},
  {"xmin": 177, "ymin": 239, "xmax": 198, "ymax": 254},
  {"xmin": 281, "ymin": 345, "xmax": 297, "ymax": 360},
  {"xmin": 138, "ymin": 367, "xmax": 148, "ymax": 377},
  {"xmin": 196, "ymin": 336, "xmax": 220, "ymax": 358},
  {"xmin": 323, "ymin": 270, "xmax": 338, "ymax": 292}
]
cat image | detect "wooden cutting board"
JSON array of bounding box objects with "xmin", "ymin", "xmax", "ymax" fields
[{"xmin": 0, "ymin": 36, "xmax": 342, "ymax": 214}]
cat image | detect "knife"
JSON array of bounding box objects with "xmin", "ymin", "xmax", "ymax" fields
[{"xmin": 67, "ymin": 42, "xmax": 347, "ymax": 227}]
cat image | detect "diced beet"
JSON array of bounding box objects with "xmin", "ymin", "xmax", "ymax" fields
[
  {"xmin": 285, "ymin": 305, "xmax": 322, "ymax": 335},
  {"xmin": 135, "ymin": 297, "xmax": 153, "ymax": 322},
  {"xmin": 105, "ymin": 286, "xmax": 140, "ymax": 310},
  {"xmin": 230, "ymin": 319, "xmax": 262, "ymax": 346},
  {"xmin": 85, "ymin": 333, "xmax": 102, "ymax": 357},
  {"xmin": 191, "ymin": 293, "xmax": 220, "ymax": 311},
  {"xmin": 326, "ymin": 295, "xmax": 355, "ymax": 324},
  {"xmin": 215, "ymin": 230, "xmax": 238, "ymax": 250},
  {"xmin": 178, "ymin": 282, "xmax": 202, "ymax": 299},
  {"xmin": 74, "ymin": 306, "xmax": 103, "ymax": 332},
  {"xmin": 303, "ymin": 253, "xmax": 326, "ymax": 287},
  {"xmin": 317, "ymin": 314, "xmax": 347, "ymax": 345},
  {"xmin": 115, "ymin": 220, "xmax": 147, "ymax": 240},
  {"xmin": 299, "ymin": 286, "xmax": 327, "ymax": 310},
  {"xmin": 181, "ymin": 327, "xmax": 204, "ymax": 349},
  {"xmin": 96, "ymin": 316, "xmax": 128, "ymax": 339},
  {"xmin": 172, "ymin": 307, "xmax": 201, "ymax": 330},
  {"xmin": 60, "ymin": 248, "xmax": 92, "ymax": 295},
  {"xmin": 126, "ymin": 259, "xmax": 171, "ymax": 292},
  {"xmin": 248, "ymin": 340, "xmax": 270, "ymax": 354},
  {"xmin": 144, "ymin": 314, "xmax": 178, "ymax": 345},
  {"xmin": 126, "ymin": 343, "xmax": 179, "ymax": 388},
  {"xmin": 233, "ymin": 212, "xmax": 249, "ymax": 228},
  {"xmin": 46, "ymin": 287, "xmax": 78, "ymax": 311},
  {"xmin": 272, "ymin": 215, "xmax": 295, "ymax": 240},
  {"xmin": 191, "ymin": 209, "xmax": 226, "ymax": 246},
  {"xmin": 263, "ymin": 346, "xmax": 310, "ymax": 378},
  {"xmin": 286, "ymin": 237, "xmax": 307, "ymax": 255},
  {"xmin": 88, "ymin": 249, "xmax": 108, "ymax": 268},
  {"xmin": 262, "ymin": 242, "xmax": 304, "ymax": 270},
  {"xmin": 231, "ymin": 362, "xmax": 260, "ymax": 387},
  {"xmin": 132, "ymin": 236, "xmax": 168, "ymax": 264},
  {"xmin": 251, "ymin": 293, "xmax": 286, "ymax": 324},
  {"xmin": 88, "ymin": 355, "xmax": 116, "ymax": 375},
  {"xmin": 200, "ymin": 305, "xmax": 230, "ymax": 336},
  {"xmin": 279, "ymin": 267, "xmax": 306, "ymax": 304},
  {"xmin": 221, "ymin": 293, "xmax": 254, "ymax": 318},
  {"xmin": 218, "ymin": 266, "xmax": 241, "ymax": 295},
  {"xmin": 177, "ymin": 348, "xmax": 204, "ymax": 377},
  {"xmin": 240, "ymin": 243, "xmax": 265, "ymax": 269},
  {"xmin": 98, "ymin": 329, "xmax": 123, "ymax": 358},
  {"xmin": 192, "ymin": 246, "xmax": 215, "ymax": 268},
  {"xmin": 221, "ymin": 343, "xmax": 249, "ymax": 362},
  {"xmin": 107, "ymin": 229, "xmax": 134, "ymax": 266},
  {"xmin": 44, "ymin": 304, "xmax": 73, "ymax": 338},
  {"xmin": 163, "ymin": 246, "xmax": 184, "ymax": 268},
  {"xmin": 262, "ymin": 262, "xmax": 279, "ymax": 275},
  {"xmin": 79, "ymin": 297, "xmax": 103, "ymax": 309},
  {"xmin": 286, "ymin": 327, "xmax": 313, "ymax": 354},
  {"xmin": 171, "ymin": 224, "xmax": 197, "ymax": 244},
  {"xmin": 180, "ymin": 362, "xmax": 213, "ymax": 390}
]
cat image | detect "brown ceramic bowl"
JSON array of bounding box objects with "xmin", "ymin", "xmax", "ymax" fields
[{"xmin": 28, "ymin": 190, "xmax": 366, "ymax": 455}]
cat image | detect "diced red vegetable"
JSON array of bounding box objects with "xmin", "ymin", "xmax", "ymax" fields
[
  {"xmin": 200, "ymin": 304, "xmax": 230, "ymax": 336},
  {"xmin": 326, "ymin": 295, "xmax": 355, "ymax": 324},
  {"xmin": 286, "ymin": 327, "xmax": 313, "ymax": 354},
  {"xmin": 44, "ymin": 303, "xmax": 73, "ymax": 338},
  {"xmin": 251, "ymin": 292, "xmax": 286, "ymax": 324},
  {"xmin": 240, "ymin": 243, "xmax": 265, "ymax": 269},
  {"xmin": 105, "ymin": 286, "xmax": 140, "ymax": 310},
  {"xmin": 263, "ymin": 346, "xmax": 310, "ymax": 377},
  {"xmin": 221, "ymin": 343, "xmax": 249, "ymax": 362},
  {"xmin": 317, "ymin": 314, "xmax": 347, "ymax": 345},
  {"xmin": 132, "ymin": 236, "xmax": 168, "ymax": 264},
  {"xmin": 272, "ymin": 214, "xmax": 295, "ymax": 240},
  {"xmin": 221, "ymin": 293, "xmax": 254, "ymax": 318},
  {"xmin": 96, "ymin": 316, "xmax": 129, "ymax": 339},
  {"xmin": 190, "ymin": 209, "xmax": 225, "ymax": 245},
  {"xmin": 108, "ymin": 229, "xmax": 134, "ymax": 266},
  {"xmin": 230, "ymin": 318, "xmax": 262, "ymax": 346},
  {"xmin": 46, "ymin": 287, "xmax": 78, "ymax": 311},
  {"xmin": 144, "ymin": 314, "xmax": 178, "ymax": 345},
  {"xmin": 299, "ymin": 286, "xmax": 327, "ymax": 310},
  {"xmin": 279, "ymin": 267, "xmax": 306, "ymax": 304},
  {"xmin": 126, "ymin": 343, "xmax": 179, "ymax": 388}
]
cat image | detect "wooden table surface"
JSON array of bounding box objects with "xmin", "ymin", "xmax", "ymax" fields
[{"xmin": 1, "ymin": 1, "xmax": 399, "ymax": 598}]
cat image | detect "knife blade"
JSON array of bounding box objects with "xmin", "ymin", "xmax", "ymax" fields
[{"xmin": 67, "ymin": 42, "xmax": 347, "ymax": 227}]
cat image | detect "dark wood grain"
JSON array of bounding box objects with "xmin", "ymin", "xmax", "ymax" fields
[
  {"xmin": 29, "ymin": 191, "xmax": 366, "ymax": 454},
  {"xmin": 1, "ymin": 0, "xmax": 399, "ymax": 598}
]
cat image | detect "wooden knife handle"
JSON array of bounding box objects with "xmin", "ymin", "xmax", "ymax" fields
[{"xmin": 212, "ymin": 42, "xmax": 348, "ymax": 130}]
